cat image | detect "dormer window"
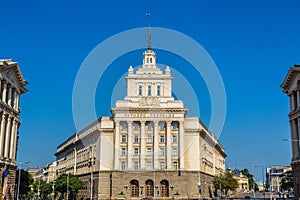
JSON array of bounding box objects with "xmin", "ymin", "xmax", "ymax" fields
[
  {"xmin": 147, "ymin": 58, "xmax": 149, "ymax": 63},
  {"xmin": 150, "ymin": 58, "xmax": 152, "ymax": 63}
]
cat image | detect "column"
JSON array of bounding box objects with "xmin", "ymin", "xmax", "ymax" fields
[
  {"xmin": 15, "ymin": 93, "xmax": 20, "ymax": 111},
  {"xmin": 297, "ymin": 90, "xmax": 300, "ymax": 108},
  {"xmin": 114, "ymin": 121, "xmax": 120, "ymax": 170},
  {"xmin": 291, "ymin": 120, "xmax": 299, "ymax": 159},
  {"xmin": 297, "ymin": 118, "xmax": 300, "ymax": 158},
  {"xmin": 179, "ymin": 120, "xmax": 185, "ymax": 169},
  {"xmin": 4, "ymin": 116, "xmax": 11, "ymax": 158},
  {"xmin": 2, "ymin": 82, "xmax": 7, "ymax": 103},
  {"xmin": 140, "ymin": 121, "xmax": 146, "ymax": 169},
  {"xmin": 12, "ymin": 90, "xmax": 17, "ymax": 109},
  {"xmin": 0, "ymin": 80, "xmax": 2, "ymax": 98},
  {"xmin": 166, "ymin": 121, "xmax": 172, "ymax": 169},
  {"xmin": 12, "ymin": 121, "xmax": 19, "ymax": 160},
  {"xmin": 0, "ymin": 113, "xmax": 6, "ymax": 157},
  {"xmin": 9, "ymin": 119, "xmax": 16, "ymax": 159},
  {"xmin": 7, "ymin": 86, "xmax": 12, "ymax": 106},
  {"xmin": 127, "ymin": 121, "xmax": 133, "ymax": 169},
  {"xmin": 153, "ymin": 121, "xmax": 159, "ymax": 170}
]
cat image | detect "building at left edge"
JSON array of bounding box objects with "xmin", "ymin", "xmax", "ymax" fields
[{"xmin": 0, "ymin": 59, "xmax": 28, "ymax": 199}]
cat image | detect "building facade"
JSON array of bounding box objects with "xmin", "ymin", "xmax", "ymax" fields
[
  {"xmin": 281, "ymin": 65, "xmax": 300, "ymax": 199},
  {"xmin": 0, "ymin": 59, "xmax": 27, "ymax": 199},
  {"xmin": 266, "ymin": 165, "xmax": 292, "ymax": 192},
  {"xmin": 55, "ymin": 34, "xmax": 226, "ymax": 199}
]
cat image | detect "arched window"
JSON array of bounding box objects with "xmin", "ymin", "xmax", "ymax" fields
[
  {"xmin": 130, "ymin": 180, "xmax": 139, "ymax": 197},
  {"xmin": 160, "ymin": 180, "xmax": 169, "ymax": 197},
  {"xmin": 145, "ymin": 179, "xmax": 154, "ymax": 197}
]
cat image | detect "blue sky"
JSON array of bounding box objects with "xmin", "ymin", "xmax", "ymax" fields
[{"xmin": 1, "ymin": 0, "xmax": 299, "ymax": 181}]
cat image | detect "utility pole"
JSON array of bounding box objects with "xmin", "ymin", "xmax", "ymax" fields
[{"xmin": 67, "ymin": 173, "xmax": 69, "ymax": 200}]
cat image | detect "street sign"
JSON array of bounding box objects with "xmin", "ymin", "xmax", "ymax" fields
[{"xmin": 198, "ymin": 185, "xmax": 201, "ymax": 189}]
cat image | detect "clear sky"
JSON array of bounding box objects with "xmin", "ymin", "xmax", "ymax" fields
[{"xmin": 1, "ymin": 0, "xmax": 299, "ymax": 181}]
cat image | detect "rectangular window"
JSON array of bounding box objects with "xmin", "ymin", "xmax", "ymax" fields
[
  {"xmin": 173, "ymin": 162, "xmax": 178, "ymax": 170},
  {"xmin": 134, "ymin": 123, "xmax": 139, "ymax": 130},
  {"xmin": 147, "ymin": 135, "xmax": 152, "ymax": 142},
  {"xmin": 139, "ymin": 85, "xmax": 142, "ymax": 96},
  {"xmin": 121, "ymin": 162, "xmax": 126, "ymax": 170},
  {"xmin": 148, "ymin": 85, "xmax": 151, "ymax": 96},
  {"xmin": 160, "ymin": 135, "xmax": 165, "ymax": 143},
  {"xmin": 121, "ymin": 123, "xmax": 127, "ymax": 130},
  {"xmin": 122, "ymin": 135, "xmax": 126, "ymax": 143},
  {"xmin": 146, "ymin": 162, "xmax": 152, "ymax": 170},
  {"xmin": 160, "ymin": 123, "xmax": 165, "ymax": 130},
  {"xmin": 172, "ymin": 147, "xmax": 178, "ymax": 156},
  {"xmin": 172, "ymin": 123, "xmax": 177, "ymax": 130},
  {"xmin": 147, "ymin": 148, "xmax": 152, "ymax": 156},
  {"xmin": 160, "ymin": 162, "xmax": 165, "ymax": 170},
  {"xmin": 134, "ymin": 161, "xmax": 139, "ymax": 170},
  {"xmin": 134, "ymin": 135, "xmax": 139, "ymax": 143},
  {"xmin": 134, "ymin": 148, "xmax": 139, "ymax": 156},
  {"xmin": 172, "ymin": 135, "xmax": 177, "ymax": 143},
  {"xmin": 160, "ymin": 148, "xmax": 165, "ymax": 156},
  {"xmin": 147, "ymin": 123, "xmax": 153, "ymax": 130},
  {"xmin": 121, "ymin": 148, "xmax": 126, "ymax": 156},
  {"xmin": 157, "ymin": 85, "xmax": 161, "ymax": 96}
]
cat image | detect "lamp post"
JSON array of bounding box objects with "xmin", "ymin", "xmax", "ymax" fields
[
  {"xmin": 88, "ymin": 146, "xmax": 94, "ymax": 200},
  {"xmin": 16, "ymin": 161, "xmax": 29, "ymax": 200},
  {"xmin": 66, "ymin": 173, "xmax": 69, "ymax": 200}
]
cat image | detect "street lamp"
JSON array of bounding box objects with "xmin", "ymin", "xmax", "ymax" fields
[{"xmin": 16, "ymin": 161, "xmax": 29, "ymax": 200}]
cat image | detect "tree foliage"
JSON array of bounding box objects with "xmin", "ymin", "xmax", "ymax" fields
[
  {"xmin": 280, "ymin": 170, "xmax": 293, "ymax": 191},
  {"xmin": 55, "ymin": 173, "xmax": 84, "ymax": 199},
  {"xmin": 213, "ymin": 171, "xmax": 239, "ymax": 195},
  {"xmin": 15, "ymin": 169, "xmax": 34, "ymax": 198},
  {"xmin": 33, "ymin": 179, "xmax": 52, "ymax": 199}
]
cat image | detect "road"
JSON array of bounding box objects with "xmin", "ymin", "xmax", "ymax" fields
[{"xmin": 230, "ymin": 191, "xmax": 293, "ymax": 199}]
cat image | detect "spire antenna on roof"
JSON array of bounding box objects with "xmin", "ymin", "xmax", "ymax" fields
[{"xmin": 146, "ymin": 13, "xmax": 151, "ymax": 50}]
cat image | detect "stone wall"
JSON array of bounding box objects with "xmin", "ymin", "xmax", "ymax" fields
[
  {"xmin": 292, "ymin": 162, "xmax": 300, "ymax": 199},
  {"xmin": 76, "ymin": 170, "xmax": 214, "ymax": 200}
]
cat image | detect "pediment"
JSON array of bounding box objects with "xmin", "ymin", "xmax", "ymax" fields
[{"xmin": 0, "ymin": 59, "xmax": 28, "ymax": 94}]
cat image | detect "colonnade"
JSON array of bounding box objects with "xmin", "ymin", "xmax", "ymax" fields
[
  {"xmin": 0, "ymin": 79, "xmax": 21, "ymax": 161},
  {"xmin": 0, "ymin": 112, "xmax": 19, "ymax": 160},
  {"xmin": 0, "ymin": 79, "xmax": 20, "ymax": 112},
  {"xmin": 289, "ymin": 89, "xmax": 300, "ymax": 160},
  {"xmin": 114, "ymin": 119, "xmax": 184, "ymax": 170}
]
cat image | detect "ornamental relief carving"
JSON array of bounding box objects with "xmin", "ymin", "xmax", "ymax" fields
[
  {"xmin": 139, "ymin": 97, "xmax": 159, "ymax": 106},
  {"xmin": 3, "ymin": 70, "xmax": 20, "ymax": 92}
]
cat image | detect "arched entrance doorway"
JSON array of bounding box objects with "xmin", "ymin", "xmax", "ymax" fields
[
  {"xmin": 145, "ymin": 179, "xmax": 154, "ymax": 197},
  {"xmin": 160, "ymin": 179, "xmax": 169, "ymax": 197},
  {"xmin": 130, "ymin": 179, "xmax": 139, "ymax": 197}
]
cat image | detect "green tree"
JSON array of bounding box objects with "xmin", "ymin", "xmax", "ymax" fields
[
  {"xmin": 33, "ymin": 179, "xmax": 52, "ymax": 199},
  {"xmin": 213, "ymin": 171, "xmax": 238, "ymax": 196},
  {"xmin": 280, "ymin": 170, "xmax": 293, "ymax": 191},
  {"xmin": 55, "ymin": 173, "xmax": 84, "ymax": 199},
  {"xmin": 15, "ymin": 169, "xmax": 34, "ymax": 198}
]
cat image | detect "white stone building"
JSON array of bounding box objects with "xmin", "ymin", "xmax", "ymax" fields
[
  {"xmin": 281, "ymin": 65, "xmax": 300, "ymax": 199},
  {"xmin": 55, "ymin": 31, "xmax": 226, "ymax": 199},
  {"xmin": 0, "ymin": 59, "xmax": 27, "ymax": 199}
]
